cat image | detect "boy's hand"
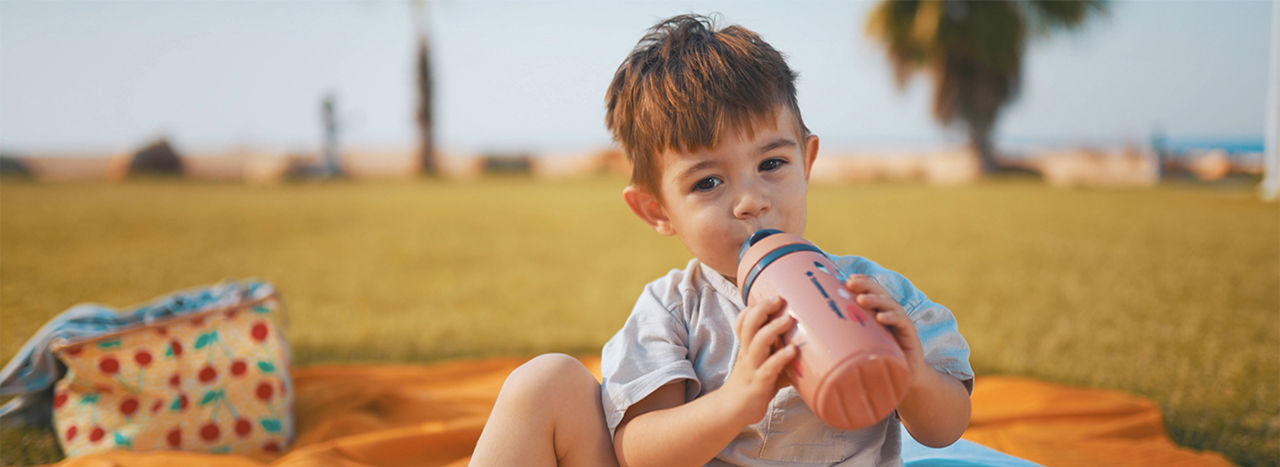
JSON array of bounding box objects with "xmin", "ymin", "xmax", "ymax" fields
[
  {"xmin": 724, "ymin": 296, "xmax": 798, "ymax": 427},
  {"xmin": 845, "ymin": 274, "xmax": 973, "ymax": 448},
  {"xmin": 845, "ymin": 275, "xmax": 929, "ymax": 387}
]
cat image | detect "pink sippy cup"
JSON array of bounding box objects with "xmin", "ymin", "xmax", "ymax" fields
[{"xmin": 736, "ymin": 229, "xmax": 910, "ymax": 431}]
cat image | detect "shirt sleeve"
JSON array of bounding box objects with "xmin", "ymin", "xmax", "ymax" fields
[
  {"xmin": 832, "ymin": 256, "xmax": 975, "ymax": 386},
  {"xmin": 599, "ymin": 282, "xmax": 700, "ymax": 438}
]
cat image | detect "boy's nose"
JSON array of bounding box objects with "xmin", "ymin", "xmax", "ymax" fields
[{"xmin": 733, "ymin": 187, "xmax": 770, "ymax": 219}]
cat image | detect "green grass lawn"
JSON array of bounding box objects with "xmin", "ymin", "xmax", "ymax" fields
[{"xmin": 1, "ymin": 177, "xmax": 1276, "ymax": 465}]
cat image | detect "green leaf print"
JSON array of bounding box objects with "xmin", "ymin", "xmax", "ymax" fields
[
  {"xmin": 200, "ymin": 390, "xmax": 220, "ymax": 405},
  {"xmin": 97, "ymin": 339, "xmax": 122, "ymax": 349},
  {"xmin": 194, "ymin": 333, "xmax": 211, "ymax": 350},
  {"xmin": 257, "ymin": 361, "xmax": 275, "ymax": 373},
  {"xmin": 113, "ymin": 431, "xmax": 132, "ymax": 448},
  {"xmin": 260, "ymin": 419, "xmax": 282, "ymax": 433},
  {"xmin": 81, "ymin": 394, "xmax": 100, "ymax": 404},
  {"xmin": 252, "ymin": 305, "xmax": 270, "ymax": 314}
]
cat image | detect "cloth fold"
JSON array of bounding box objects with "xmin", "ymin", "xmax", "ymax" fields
[{"xmin": 40, "ymin": 356, "xmax": 1229, "ymax": 467}]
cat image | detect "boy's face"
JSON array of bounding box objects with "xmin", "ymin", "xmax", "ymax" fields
[{"xmin": 624, "ymin": 107, "xmax": 819, "ymax": 283}]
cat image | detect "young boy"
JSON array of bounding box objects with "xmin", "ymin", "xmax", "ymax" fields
[{"xmin": 471, "ymin": 14, "xmax": 973, "ymax": 467}]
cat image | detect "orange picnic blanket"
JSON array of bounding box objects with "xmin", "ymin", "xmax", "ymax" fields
[{"xmin": 45, "ymin": 356, "xmax": 1230, "ymax": 467}]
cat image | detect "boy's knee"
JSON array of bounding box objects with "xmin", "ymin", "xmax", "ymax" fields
[{"xmin": 503, "ymin": 353, "xmax": 599, "ymax": 401}]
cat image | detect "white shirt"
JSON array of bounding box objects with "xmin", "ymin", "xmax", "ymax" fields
[{"xmin": 601, "ymin": 256, "xmax": 974, "ymax": 466}]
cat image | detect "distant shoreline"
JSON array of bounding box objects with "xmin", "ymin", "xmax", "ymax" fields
[{"xmin": 1, "ymin": 137, "xmax": 1266, "ymax": 160}]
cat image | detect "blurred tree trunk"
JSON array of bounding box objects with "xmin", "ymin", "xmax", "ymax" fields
[
  {"xmin": 1263, "ymin": 0, "xmax": 1278, "ymax": 201},
  {"xmin": 322, "ymin": 94, "xmax": 343, "ymax": 177},
  {"xmin": 413, "ymin": 1, "xmax": 437, "ymax": 175},
  {"xmin": 968, "ymin": 122, "xmax": 998, "ymax": 175}
]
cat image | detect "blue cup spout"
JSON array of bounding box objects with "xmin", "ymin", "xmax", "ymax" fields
[{"xmin": 738, "ymin": 229, "xmax": 784, "ymax": 263}]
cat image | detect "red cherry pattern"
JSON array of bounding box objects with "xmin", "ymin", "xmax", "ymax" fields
[
  {"xmin": 166, "ymin": 427, "xmax": 182, "ymax": 447},
  {"xmin": 59, "ymin": 313, "xmax": 290, "ymax": 453},
  {"xmin": 98, "ymin": 356, "xmax": 119, "ymax": 374},
  {"xmin": 200, "ymin": 422, "xmax": 220, "ymax": 442},
  {"xmin": 134, "ymin": 349, "xmax": 153, "ymax": 367},
  {"xmin": 198, "ymin": 365, "xmax": 218, "ymax": 384},
  {"xmin": 119, "ymin": 398, "xmax": 139, "ymax": 417},
  {"xmin": 255, "ymin": 382, "xmax": 274, "ymax": 401},
  {"xmin": 250, "ymin": 322, "xmax": 269, "ymax": 342}
]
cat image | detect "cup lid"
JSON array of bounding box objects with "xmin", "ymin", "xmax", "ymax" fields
[
  {"xmin": 737, "ymin": 229, "xmax": 784, "ymax": 263},
  {"xmin": 736, "ymin": 230, "xmax": 824, "ymax": 304}
]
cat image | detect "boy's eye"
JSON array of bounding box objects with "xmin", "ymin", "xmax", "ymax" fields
[
  {"xmin": 759, "ymin": 158, "xmax": 787, "ymax": 172},
  {"xmin": 692, "ymin": 177, "xmax": 722, "ymax": 192}
]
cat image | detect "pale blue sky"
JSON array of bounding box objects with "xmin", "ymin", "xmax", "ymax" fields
[{"xmin": 0, "ymin": 0, "xmax": 1272, "ymax": 156}]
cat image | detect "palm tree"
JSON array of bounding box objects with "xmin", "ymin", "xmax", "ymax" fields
[{"xmin": 865, "ymin": 0, "xmax": 1107, "ymax": 174}]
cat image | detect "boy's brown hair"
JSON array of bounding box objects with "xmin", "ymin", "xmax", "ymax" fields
[{"xmin": 605, "ymin": 14, "xmax": 809, "ymax": 195}]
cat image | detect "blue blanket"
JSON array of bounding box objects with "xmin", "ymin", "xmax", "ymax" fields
[{"xmin": 902, "ymin": 425, "xmax": 1040, "ymax": 466}]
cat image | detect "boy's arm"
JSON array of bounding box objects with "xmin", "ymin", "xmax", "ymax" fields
[
  {"xmin": 895, "ymin": 364, "xmax": 971, "ymax": 447},
  {"xmin": 612, "ymin": 297, "xmax": 797, "ymax": 467},
  {"xmin": 846, "ymin": 275, "xmax": 971, "ymax": 447}
]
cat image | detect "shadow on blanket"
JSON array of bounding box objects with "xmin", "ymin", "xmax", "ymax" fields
[{"xmin": 43, "ymin": 356, "xmax": 1229, "ymax": 467}]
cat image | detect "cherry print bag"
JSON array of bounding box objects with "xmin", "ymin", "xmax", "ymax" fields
[{"xmin": 49, "ymin": 288, "xmax": 294, "ymax": 457}]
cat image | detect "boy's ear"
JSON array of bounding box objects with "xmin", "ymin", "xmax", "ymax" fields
[
  {"xmin": 622, "ymin": 185, "xmax": 676, "ymax": 236},
  {"xmin": 802, "ymin": 134, "xmax": 820, "ymax": 181}
]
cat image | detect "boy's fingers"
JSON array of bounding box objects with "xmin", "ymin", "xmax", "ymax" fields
[
  {"xmin": 880, "ymin": 309, "xmax": 913, "ymax": 328},
  {"xmin": 734, "ymin": 295, "xmax": 771, "ymax": 331},
  {"xmin": 735, "ymin": 305, "xmax": 756, "ymax": 344},
  {"xmin": 759, "ymin": 344, "xmax": 798, "ymax": 382},
  {"xmin": 875, "ymin": 309, "xmax": 907, "ymax": 327},
  {"xmin": 875, "ymin": 309, "xmax": 920, "ymax": 344},
  {"xmin": 855, "ymin": 293, "xmax": 898, "ymax": 312},
  {"xmin": 845, "ymin": 274, "xmax": 888, "ymax": 296},
  {"xmin": 737, "ymin": 303, "xmax": 765, "ymax": 346},
  {"xmin": 739, "ymin": 297, "xmax": 784, "ymax": 348},
  {"xmin": 733, "ymin": 298, "xmax": 750, "ymax": 333},
  {"xmin": 747, "ymin": 313, "xmax": 794, "ymax": 367}
]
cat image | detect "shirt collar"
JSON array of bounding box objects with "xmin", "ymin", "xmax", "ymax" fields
[{"xmin": 697, "ymin": 260, "xmax": 746, "ymax": 310}]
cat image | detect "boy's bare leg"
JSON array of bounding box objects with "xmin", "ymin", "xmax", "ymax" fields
[{"xmin": 470, "ymin": 353, "xmax": 620, "ymax": 467}]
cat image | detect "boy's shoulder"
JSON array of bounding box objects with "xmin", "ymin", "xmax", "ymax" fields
[{"xmin": 639, "ymin": 258, "xmax": 702, "ymax": 299}]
